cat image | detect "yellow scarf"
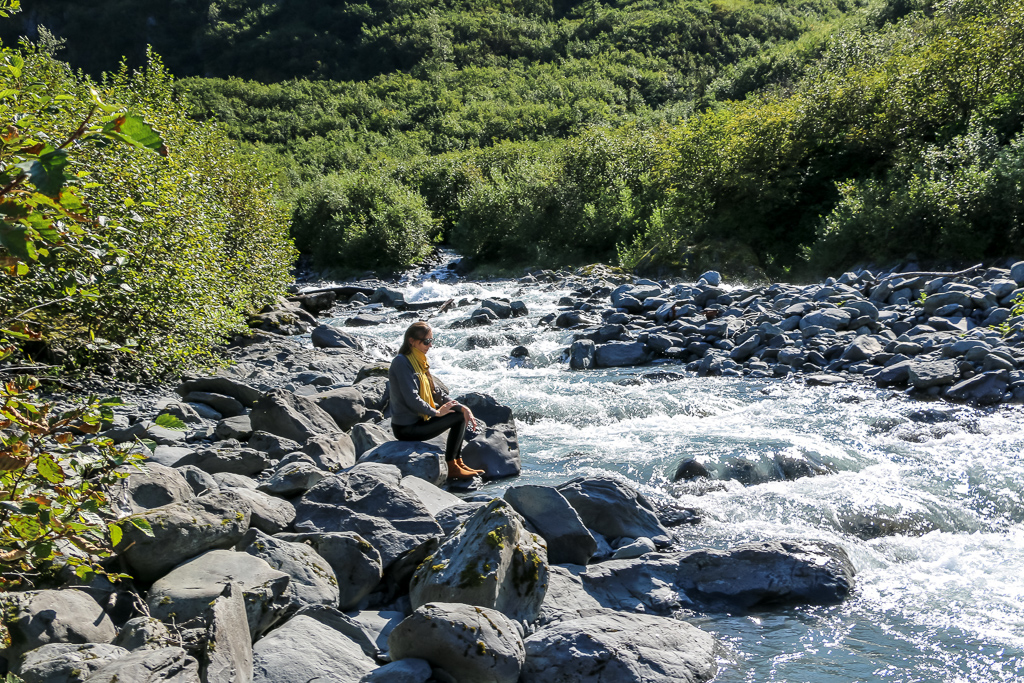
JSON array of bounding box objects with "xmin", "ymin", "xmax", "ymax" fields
[{"xmin": 406, "ymin": 348, "xmax": 436, "ymax": 419}]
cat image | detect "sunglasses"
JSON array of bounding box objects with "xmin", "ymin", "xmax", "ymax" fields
[{"xmin": 419, "ymin": 337, "xmax": 434, "ymax": 346}]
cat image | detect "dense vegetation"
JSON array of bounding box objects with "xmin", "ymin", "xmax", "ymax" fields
[
  {"xmin": 0, "ymin": 35, "xmax": 296, "ymax": 376},
  {"xmin": 5, "ymin": 0, "xmax": 1023, "ymax": 279}
]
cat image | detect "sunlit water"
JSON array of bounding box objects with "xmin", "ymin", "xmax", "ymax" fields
[{"xmin": 323, "ymin": 272, "xmax": 1024, "ymax": 682}]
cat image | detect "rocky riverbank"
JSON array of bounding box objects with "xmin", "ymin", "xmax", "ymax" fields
[{"xmin": 5, "ymin": 259, "xmax": 1022, "ymax": 682}]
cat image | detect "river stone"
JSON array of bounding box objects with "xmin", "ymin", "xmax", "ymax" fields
[
  {"xmin": 520, "ymin": 611, "xmax": 717, "ymax": 683},
  {"xmin": 594, "ymin": 341, "xmax": 651, "ymax": 368},
  {"xmin": 119, "ymin": 462, "xmax": 195, "ymax": 513},
  {"xmin": 213, "ymin": 472, "xmax": 259, "ymax": 490},
  {"xmin": 147, "ymin": 549, "xmax": 290, "ymax": 638},
  {"xmin": 252, "ymin": 607, "xmax": 377, "ymax": 683},
  {"xmin": 359, "ymin": 658, "xmax": 432, "ymax": 683},
  {"xmin": 409, "ymin": 499, "xmax": 548, "ymax": 623},
  {"xmin": 312, "ymin": 387, "xmax": 367, "ymax": 431},
  {"xmin": 945, "ymin": 371, "xmax": 1009, "ymax": 405},
  {"xmin": 178, "ymin": 465, "xmax": 219, "ymax": 496},
  {"xmin": 460, "ymin": 423, "xmax": 522, "ymax": 480},
  {"xmin": 311, "ymin": 324, "xmax": 363, "ymax": 350},
  {"xmin": 249, "ymin": 389, "xmax": 340, "ymax": 443},
  {"xmin": 358, "ymin": 441, "xmax": 446, "ymax": 485},
  {"xmin": 237, "ymin": 529, "xmax": 340, "ymax": 611},
  {"xmin": 388, "ymin": 603, "xmax": 525, "ymax": 683},
  {"xmin": 276, "ymin": 532, "xmax": 383, "ymax": 611},
  {"xmin": 184, "ymin": 392, "xmax": 246, "ymax": 418},
  {"xmin": 569, "ymin": 339, "xmax": 595, "ymax": 370},
  {"xmin": 799, "ymin": 308, "xmax": 851, "ymax": 331},
  {"xmin": 351, "ymin": 422, "xmax": 393, "ymax": 458},
  {"xmin": 247, "ymin": 432, "xmax": 301, "ymax": 459},
  {"xmin": 556, "ymin": 476, "xmax": 672, "ymax": 545},
  {"xmin": 843, "ymin": 299, "xmax": 879, "ymax": 320},
  {"xmin": 908, "ymin": 359, "xmax": 959, "ymax": 389},
  {"xmin": 503, "ymin": 485, "xmax": 597, "ymax": 565},
  {"xmin": 228, "ymin": 488, "xmax": 295, "ymax": 535},
  {"xmin": 202, "ymin": 584, "xmax": 253, "ymax": 683},
  {"xmin": 157, "ymin": 399, "xmax": 204, "ymax": 425},
  {"xmin": 923, "ymin": 290, "xmax": 972, "ymax": 314},
  {"xmin": 114, "ymin": 617, "xmax": 175, "ymax": 651},
  {"xmin": 729, "ymin": 334, "xmax": 761, "ymax": 361},
  {"xmin": 435, "ymin": 501, "xmax": 488, "ymax": 536},
  {"xmin": 293, "ymin": 463, "xmax": 443, "ymax": 568},
  {"xmin": 0, "ymin": 590, "xmax": 117, "ymax": 663},
  {"xmin": 301, "ymin": 433, "xmax": 357, "ymax": 472},
  {"xmin": 481, "ymin": 298, "xmax": 513, "ymax": 319},
  {"xmin": 259, "ymin": 462, "xmax": 327, "ymax": 496},
  {"xmin": 612, "ymin": 537, "xmax": 657, "ymax": 560},
  {"xmin": 16, "ymin": 643, "xmax": 129, "ymax": 683},
  {"xmin": 841, "ymin": 335, "xmax": 884, "ymax": 362},
  {"xmin": 117, "ymin": 491, "xmax": 252, "ymax": 581},
  {"xmin": 875, "ymin": 359, "xmax": 913, "ymax": 386},
  {"xmin": 612, "ymin": 284, "xmax": 663, "ymax": 308},
  {"xmin": 401, "ymin": 476, "xmax": 462, "ymax": 515},
  {"xmin": 150, "ymin": 445, "xmax": 196, "ymax": 468},
  {"xmin": 176, "ymin": 377, "xmax": 262, "ymax": 408},
  {"xmin": 85, "ymin": 647, "xmax": 200, "ymax": 683},
  {"xmin": 172, "ymin": 446, "xmax": 269, "ymax": 477}
]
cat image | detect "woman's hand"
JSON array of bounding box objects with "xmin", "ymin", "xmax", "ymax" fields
[
  {"xmin": 436, "ymin": 400, "xmax": 459, "ymax": 417},
  {"xmin": 461, "ymin": 405, "xmax": 478, "ymax": 432}
]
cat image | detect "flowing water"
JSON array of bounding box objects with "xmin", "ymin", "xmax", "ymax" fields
[{"xmin": 322, "ymin": 269, "xmax": 1024, "ymax": 683}]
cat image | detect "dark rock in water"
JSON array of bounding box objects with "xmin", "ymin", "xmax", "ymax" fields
[
  {"xmin": 504, "ymin": 485, "xmax": 597, "ymax": 566},
  {"xmin": 594, "ymin": 341, "xmax": 651, "ymax": 368},
  {"xmin": 521, "ymin": 611, "xmax": 717, "ymax": 683},
  {"xmin": 510, "ymin": 345, "xmax": 530, "ymax": 358},
  {"xmin": 481, "ymin": 298, "xmax": 513, "ymax": 319},
  {"xmin": 906, "ymin": 407, "xmax": 958, "ymax": 423},
  {"xmin": 346, "ymin": 315, "xmax": 384, "ymax": 326},
  {"xmin": 908, "ymin": 359, "xmax": 959, "ymax": 389},
  {"xmin": 655, "ymin": 502, "xmax": 702, "ymax": 526},
  {"xmin": 775, "ymin": 451, "xmax": 834, "ymax": 480},
  {"xmin": 838, "ymin": 509, "xmax": 937, "ymax": 540},
  {"xmin": 557, "ymin": 476, "xmax": 672, "ymax": 546},
  {"xmin": 805, "ymin": 374, "xmax": 850, "ymax": 386},
  {"xmin": 569, "ymin": 339, "xmax": 595, "ymax": 370},
  {"xmin": 876, "ymin": 359, "xmax": 913, "ymax": 386},
  {"xmin": 673, "ymin": 458, "xmax": 710, "ymax": 481},
  {"xmin": 945, "ymin": 371, "xmax": 1009, "ymax": 405}
]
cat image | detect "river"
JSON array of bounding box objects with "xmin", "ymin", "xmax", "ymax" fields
[{"xmin": 322, "ymin": 269, "xmax": 1024, "ymax": 683}]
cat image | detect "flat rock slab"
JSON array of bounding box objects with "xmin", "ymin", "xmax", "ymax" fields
[
  {"xmin": 520, "ymin": 611, "xmax": 717, "ymax": 683},
  {"xmin": 86, "ymin": 647, "xmax": 200, "ymax": 683},
  {"xmin": 504, "ymin": 485, "xmax": 596, "ymax": 565},
  {"xmin": 16, "ymin": 642, "xmax": 129, "ymax": 682},
  {"xmin": 252, "ymin": 608, "xmax": 377, "ymax": 683},
  {"xmin": 556, "ymin": 476, "xmax": 671, "ymax": 545}
]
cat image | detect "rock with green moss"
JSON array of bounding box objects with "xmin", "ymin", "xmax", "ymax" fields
[
  {"xmin": 409, "ymin": 499, "xmax": 548, "ymax": 623},
  {"xmin": 388, "ymin": 602, "xmax": 524, "ymax": 683},
  {"xmin": 237, "ymin": 529, "xmax": 340, "ymax": 612},
  {"xmin": 276, "ymin": 532, "xmax": 382, "ymax": 611}
]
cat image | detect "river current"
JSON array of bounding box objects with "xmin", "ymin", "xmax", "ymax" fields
[{"xmin": 322, "ymin": 270, "xmax": 1024, "ymax": 683}]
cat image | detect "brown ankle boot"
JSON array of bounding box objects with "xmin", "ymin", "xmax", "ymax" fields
[
  {"xmin": 456, "ymin": 458, "xmax": 485, "ymax": 475},
  {"xmin": 448, "ymin": 459, "xmax": 480, "ymax": 479}
]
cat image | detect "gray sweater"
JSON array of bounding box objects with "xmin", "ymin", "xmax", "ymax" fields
[{"xmin": 389, "ymin": 354, "xmax": 447, "ymax": 425}]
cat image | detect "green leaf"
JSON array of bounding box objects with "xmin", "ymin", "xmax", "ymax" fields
[
  {"xmin": 128, "ymin": 516, "xmax": 155, "ymax": 537},
  {"xmin": 14, "ymin": 148, "xmax": 70, "ymax": 196},
  {"xmin": 100, "ymin": 115, "xmax": 167, "ymax": 156},
  {"xmin": 138, "ymin": 438, "xmax": 157, "ymax": 453},
  {"xmin": 107, "ymin": 522, "xmax": 122, "ymax": 546},
  {"xmin": 0, "ymin": 220, "xmax": 32, "ymax": 260},
  {"xmin": 36, "ymin": 454, "xmax": 65, "ymax": 484},
  {"xmin": 10, "ymin": 515, "xmax": 41, "ymax": 540},
  {"xmin": 153, "ymin": 414, "xmax": 186, "ymax": 430}
]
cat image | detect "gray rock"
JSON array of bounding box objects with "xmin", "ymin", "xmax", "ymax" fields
[
  {"xmin": 945, "ymin": 371, "xmax": 1009, "ymax": 405},
  {"xmin": 147, "ymin": 550, "xmax": 290, "ymax": 639},
  {"xmin": 302, "ymin": 433, "xmax": 357, "ymax": 472},
  {"xmin": 215, "ymin": 415, "xmax": 253, "ymax": 441},
  {"xmin": 503, "ymin": 485, "xmax": 596, "ymax": 565},
  {"xmin": 0, "ymin": 590, "xmax": 117, "ymax": 663},
  {"xmin": 156, "ymin": 400, "xmax": 204, "ymax": 425},
  {"xmin": 908, "ymin": 359, "xmax": 959, "ymax": 389},
  {"xmin": 409, "ymin": 499, "xmax": 548, "ymax": 623},
  {"xmin": 520, "ymin": 611, "xmax": 717, "ymax": 683},
  {"xmin": 252, "ymin": 607, "xmax": 377, "ymax": 683},
  {"xmin": 799, "ymin": 309, "xmax": 850, "ymax": 331},
  {"xmin": 276, "ymin": 532, "xmax": 383, "ymax": 611},
  {"xmin": 177, "ymin": 465, "xmax": 219, "ymax": 496},
  {"xmin": 555, "ymin": 311, "xmax": 588, "ymax": 328},
  {"xmin": 246, "ymin": 432, "xmax": 301, "ymax": 459},
  {"xmin": 359, "ymin": 658, "xmax": 431, "ymax": 683},
  {"xmin": 843, "ymin": 300, "xmax": 879, "ymax": 320},
  {"xmin": 176, "ymin": 377, "xmax": 263, "ymax": 408},
  {"xmin": 569, "ymin": 339, "xmax": 595, "ymax": 370},
  {"xmin": 351, "ymin": 422, "xmax": 393, "ymax": 458},
  {"xmin": 85, "ymin": 647, "xmax": 200, "ymax": 683},
  {"xmin": 238, "ymin": 529, "xmax": 340, "ymax": 611},
  {"xmin": 594, "ymin": 341, "xmax": 651, "ymax": 368},
  {"xmin": 150, "ymin": 445, "xmax": 196, "ymax": 468},
  {"xmin": 311, "ymin": 324, "xmax": 364, "ymax": 350},
  {"xmin": 389, "ymin": 603, "xmax": 524, "ymax": 683},
  {"xmin": 556, "ymin": 477, "xmax": 671, "ymax": 545},
  {"xmin": 118, "ymin": 491, "xmax": 252, "ymax": 581},
  {"xmin": 184, "ymin": 392, "xmax": 246, "ymax": 418},
  {"xmin": 172, "ymin": 446, "xmax": 269, "ymax": 477},
  {"xmin": 229, "ymin": 488, "xmax": 295, "ymax": 535},
  {"xmin": 923, "ymin": 290, "xmax": 972, "ymax": 313},
  {"xmin": 698, "ymin": 270, "xmax": 721, "ymax": 286},
  {"xmin": 359, "ymin": 441, "xmax": 446, "ymax": 485},
  {"xmin": 401, "ymin": 476, "xmax": 462, "ymax": 516},
  {"xmin": 875, "ymin": 359, "xmax": 913, "ymax": 386},
  {"xmin": 202, "ymin": 585, "xmax": 253, "ymax": 683},
  {"xmin": 611, "ymin": 537, "xmax": 657, "ymax": 560},
  {"xmin": 249, "ymin": 389, "xmax": 341, "ymax": 443},
  {"xmin": 17, "ymin": 643, "xmax": 128, "ymax": 683},
  {"xmin": 313, "ymin": 387, "xmax": 367, "ymax": 431},
  {"xmin": 258, "ymin": 462, "xmax": 327, "ymax": 496},
  {"xmin": 481, "ymin": 298, "xmax": 513, "ymax": 319},
  {"xmin": 119, "ymin": 462, "xmax": 195, "ymax": 513},
  {"xmin": 1010, "ymin": 260, "xmax": 1024, "ymax": 285},
  {"xmin": 729, "ymin": 334, "xmax": 761, "ymax": 361},
  {"xmin": 435, "ymin": 502, "xmax": 488, "ymax": 536},
  {"xmin": 370, "ymin": 286, "xmax": 406, "ymax": 307},
  {"xmin": 293, "ymin": 463, "xmax": 442, "ymax": 568},
  {"xmin": 212, "ymin": 472, "xmax": 259, "ymax": 490},
  {"xmin": 114, "ymin": 617, "xmax": 175, "ymax": 651},
  {"xmin": 841, "ymin": 335, "xmax": 884, "ymax": 362}
]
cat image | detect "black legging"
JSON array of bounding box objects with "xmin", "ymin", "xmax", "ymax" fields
[{"xmin": 392, "ymin": 411, "xmax": 467, "ymax": 462}]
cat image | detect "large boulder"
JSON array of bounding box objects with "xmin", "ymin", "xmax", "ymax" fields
[
  {"xmin": 594, "ymin": 341, "xmax": 651, "ymax": 368},
  {"xmin": 358, "ymin": 441, "xmax": 446, "ymax": 486},
  {"xmin": 520, "ymin": 612, "xmax": 717, "ymax": 683},
  {"xmin": 503, "ymin": 485, "xmax": 596, "ymax": 566},
  {"xmin": 313, "ymin": 387, "xmax": 367, "ymax": 431},
  {"xmin": 456, "ymin": 393, "xmax": 521, "ymax": 479},
  {"xmin": 945, "ymin": 371, "xmax": 1009, "ymax": 405},
  {"xmin": 409, "ymin": 499, "xmax": 548, "ymax": 623},
  {"xmin": 252, "ymin": 607, "xmax": 378, "ymax": 683},
  {"xmin": 388, "ymin": 603, "xmax": 525, "ymax": 683},
  {"xmin": 249, "ymin": 389, "xmax": 340, "ymax": 442},
  {"xmin": 908, "ymin": 359, "xmax": 959, "ymax": 389},
  {"xmin": 117, "ymin": 491, "xmax": 251, "ymax": 582},
  {"xmin": 176, "ymin": 377, "xmax": 262, "ymax": 408},
  {"xmin": 172, "ymin": 446, "xmax": 270, "ymax": 477},
  {"xmin": 0, "ymin": 590, "xmax": 117, "ymax": 663},
  {"xmin": 85, "ymin": 647, "xmax": 200, "ymax": 683},
  {"xmin": 311, "ymin": 324, "xmax": 364, "ymax": 350},
  {"xmin": 16, "ymin": 643, "xmax": 128, "ymax": 683},
  {"xmin": 276, "ymin": 532, "xmax": 383, "ymax": 611},
  {"xmin": 301, "ymin": 433, "xmax": 358, "ymax": 472},
  {"xmin": 556, "ymin": 477, "xmax": 672, "ymax": 545},
  {"xmin": 259, "ymin": 461, "xmax": 327, "ymax": 496},
  {"xmin": 569, "ymin": 339, "xmax": 595, "ymax": 370},
  {"xmin": 799, "ymin": 308, "xmax": 851, "ymax": 331},
  {"xmin": 202, "ymin": 585, "xmax": 253, "ymax": 683},
  {"xmin": 147, "ymin": 550, "xmax": 290, "ymax": 638},
  {"xmin": 293, "ymin": 463, "xmax": 442, "ymax": 569},
  {"xmin": 237, "ymin": 529, "xmax": 340, "ymax": 611},
  {"xmin": 351, "ymin": 422, "xmax": 393, "ymax": 458},
  {"xmin": 228, "ymin": 488, "xmax": 296, "ymax": 535},
  {"xmin": 119, "ymin": 462, "xmax": 195, "ymax": 513}
]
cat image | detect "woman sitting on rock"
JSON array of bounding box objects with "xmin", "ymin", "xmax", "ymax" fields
[{"xmin": 389, "ymin": 321, "xmax": 482, "ymax": 479}]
